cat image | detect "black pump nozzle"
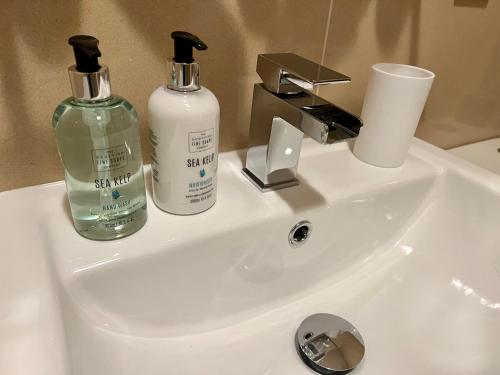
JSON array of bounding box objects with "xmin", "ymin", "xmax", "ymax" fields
[
  {"xmin": 171, "ymin": 31, "xmax": 207, "ymax": 64},
  {"xmin": 68, "ymin": 35, "xmax": 101, "ymax": 73}
]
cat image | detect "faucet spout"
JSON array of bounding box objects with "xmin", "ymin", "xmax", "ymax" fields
[
  {"xmin": 242, "ymin": 53, "xmax": 363, "ymax": 192},
  {"xmin": 276, "ymin": 89, "xmax": 362, "ymax": 144},
  {"xmin": 301, "ymin": 102, "xmax": 363, "ymax": 144}
]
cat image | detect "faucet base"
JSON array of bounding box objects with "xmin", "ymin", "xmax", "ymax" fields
[{"xmin": 241, "ymin": 168, "xmax": 299, "ymax": 192}]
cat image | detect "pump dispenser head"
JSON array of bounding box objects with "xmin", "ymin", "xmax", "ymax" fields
[
  {"xmin": 168, "ymin": 31, "xmax": 207, "ymax": 92},
  {"xmin": 67, "ymin": 35, "xmax": 111, "ymax": 101},
  {"xmin": 69, "ymin": 35, "xmax": 102, "ymax": 73}
]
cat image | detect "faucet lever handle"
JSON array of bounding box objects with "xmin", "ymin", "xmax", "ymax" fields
[{"xmin": 257, "ymin": 53, "xmax": 351, "ymax": 94}]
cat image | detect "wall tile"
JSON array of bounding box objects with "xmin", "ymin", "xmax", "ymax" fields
[
  {"xmin": 415, "ymin": 0, "xmax": 500, "ymax": 148},
  {"xmin": 0, "ymin": 0, "xmax": 331, "ymax": 191},
  {"xmin": 321, "ymin": 0, "xmax": 500, "ymax": 150}
]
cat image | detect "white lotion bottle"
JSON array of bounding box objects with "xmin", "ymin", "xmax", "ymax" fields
[{"xmin": 148, "ymin": 31, "xmax": 220, "ymax": 214}]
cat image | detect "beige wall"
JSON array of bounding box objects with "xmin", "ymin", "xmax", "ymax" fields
[
  {"xmin": 1, "ymin": 0, "xmax": 499, "ymax": 191},
  {"xmin": 320, "ymin": 0, "xmax": 500, "ymax": 150}
]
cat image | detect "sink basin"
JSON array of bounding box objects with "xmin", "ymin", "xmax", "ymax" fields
[{"xmin": 1, "ymin": 138, "xmax": 499, "ymax": 374}]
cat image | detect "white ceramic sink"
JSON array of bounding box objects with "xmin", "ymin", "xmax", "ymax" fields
[
  {"xmin": 449, "ymin": 137, "xmax": 500, "ymax": 176},
  {"xmin": 1, "ymin": 138, "xmax": 500, "ymax": 375}
]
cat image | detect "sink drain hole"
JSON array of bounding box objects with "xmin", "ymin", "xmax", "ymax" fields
[
  {"xmin": 303, "ymin": 332, "xmax": 314, "ymax": 341},
  {"xmin": 289, "ymin": 221, "xmax": 312, "ymax": 248}
]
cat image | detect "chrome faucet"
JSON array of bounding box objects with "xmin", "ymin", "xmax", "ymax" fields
[{"xmin": 242, "ymin": 53, "xmax": 363, "ymax": 191}]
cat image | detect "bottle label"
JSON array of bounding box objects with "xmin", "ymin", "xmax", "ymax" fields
[
  {"xmin": 188, "ymin": 129, "xmax": 214, "ymax": 153},
  {"xmin": 92, "ymin": 145, "xmax": 128, "ymax": 171},
  {"xmin": 185, "ymin": 129, "xmax": 216, "ymax": 205},
  {"xmin": 90, "ymin": 144, "xmax": 143, "ymax": 219},
  {"xmin": 149, "ymin": 126, "xmax": 217, "ymax": 211},
  {"xmin": 186, "ymin": 153, "xmax": 215, "ymax": 204}
]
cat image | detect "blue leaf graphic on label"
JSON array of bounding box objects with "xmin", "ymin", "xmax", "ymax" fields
[
  {"xmin": 199, "ymin": 169, "xmax": 206, "ymax": 178},
  {"xmin": 112, "ymin": 190, "xmax": 120, "ymax": 199}
]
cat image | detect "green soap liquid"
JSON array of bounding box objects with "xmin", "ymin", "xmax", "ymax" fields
[{"xmin": 53, "ymin": 96, "xmax": 147, "ymax": 240}]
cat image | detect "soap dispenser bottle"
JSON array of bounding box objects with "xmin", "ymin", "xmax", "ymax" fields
[
  {"xmin": 52, "ymin": 35, "xmax": 147, "ymax": 240},
  {"xmin": 149, "ymin": 31, "xmax": 220, "ymax": 215}
]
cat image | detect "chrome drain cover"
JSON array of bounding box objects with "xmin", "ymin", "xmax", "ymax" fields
[
  {"xmin": 288, "ymin": 220, "xmax": 312, "ymax": 248},
  {"xmin": 296, "ymin": 313, "xmax": 365, "ymax": 374}
]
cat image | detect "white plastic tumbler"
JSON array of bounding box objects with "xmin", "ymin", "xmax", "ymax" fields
[{"xmin": 353, "ymin": 63, "xmax": 435, "ymax": 167}]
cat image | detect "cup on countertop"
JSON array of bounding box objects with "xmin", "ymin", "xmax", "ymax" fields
[{"xmin": 353, "ymin": 63, "xmax": 435, "ymax": 168}]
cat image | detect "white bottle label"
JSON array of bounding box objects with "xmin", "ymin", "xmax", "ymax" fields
[
  {"xmin": 150, "ymin": 126, "xmax": 217, "ymax": 214},
  {"xmin": 186, "ymin": 128, "xmax": 216, "ymax": 205},
  {"xmin": 189, "ymin": 129, "xmax": 214, "ymax": 152},
  {"xmin": 92, "ymin": 145, "xmax": 128, "ymax": 171}
]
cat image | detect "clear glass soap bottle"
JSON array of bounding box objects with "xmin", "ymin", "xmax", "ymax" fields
[{"xmin": 52, "ymin": 35, "xmax": 147, "ymax": 240}]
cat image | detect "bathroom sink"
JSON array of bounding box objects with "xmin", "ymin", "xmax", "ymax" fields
[
  {"xmin": 449, "ymin": 137, "xmax": 500, "ymax": 176},
  {"xmin": 1, "ymin": 138, "xmax": 499, "ymax": 374}
]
